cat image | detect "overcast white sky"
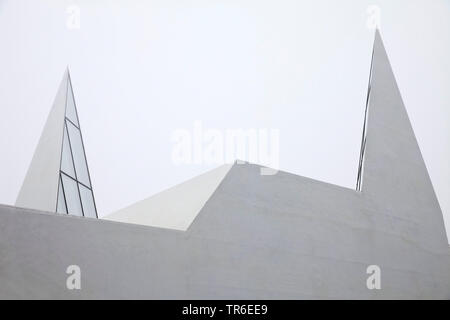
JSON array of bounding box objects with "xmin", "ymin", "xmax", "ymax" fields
[{"xmin": 0, "ymin": 0, "xmax": 449, "ymax": 241}]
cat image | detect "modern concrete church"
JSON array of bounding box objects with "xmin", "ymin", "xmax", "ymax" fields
[{"xmin": 1, "ymin": 30, "xmax": 449, "ymax": 299}]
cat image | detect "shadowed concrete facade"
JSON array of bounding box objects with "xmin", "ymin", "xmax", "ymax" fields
[
  {"xmin": 0, "ymin": 31, "xmax": 449, "ymax": 299},
  {"xmin": 1, "ymin": 160, "xmax": 449, "ymax": 299}
]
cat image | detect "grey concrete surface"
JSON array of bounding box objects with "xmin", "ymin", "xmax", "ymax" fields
[
  {"xmin": 0, "ymin": 31, "xmax": 449, "ymax": 299},
  {"xmin": 15, "ymin": 70, "xmax": 68, "ymax": 213},
  {"xmin": 0, "ymin": 159, "xmax": 449, "ymax": 299}
]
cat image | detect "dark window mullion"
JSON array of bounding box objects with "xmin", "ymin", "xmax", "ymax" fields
[
  {"xmin": 60, "ymin": 171, "xmax": 85, "ymax": 217},
  {"xmin": 64, "ymin": 120, "xmax": 85, "ymax": 217},
  {"xmin": 77, "ymin": 127, "xmax": 97, "ymax": 217},
  {"xmin": 60, "ymin": 171, "xmax": 92, "ymax": 191},
  {"xmin": 76, "ymin": 183, "xmax": 85, "ymax": 217},
  {"xmin": 65, "ymin": 121, "xmax": 78, "ymax": 181},
  {"xmin": 59, "ymin": 173, "xmax": 69, "ymax": 214},
  {"xmin": 356, "ymin": 44, "xmax": 375, "ymax": 191},
  {"xmin": 55, "ymin": 77, "xmax": 70, "ymax": 213},
  {"xmin": 91, "ymin": 189, "xmax": 98, "ymax": 219},
  {"xmin": 69, "ymin": 91, "xmax": 96, "ymax": 217},
  {"xmin": 66, "ymin": 117, "xmax": 79, "ymax": 130},
  {"xmin": 67, "ymin": 73, "xmax": 80, "ymax": 126},
  {"xmin": 67, "ymin": 120, "xmax": 92, "ymax": 188},
  {"xmin": 60, "ymin": 172, "xmax": 90, "ymax": 218},
  {"xmin": 65, "ymin": 73, "xmax": 97, "ymax": 218},
  {"xmin": 56, "ymin": 173, "xmax": 62, "ymax": 213}
]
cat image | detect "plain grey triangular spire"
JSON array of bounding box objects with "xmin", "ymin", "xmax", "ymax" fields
[
  {"xmin": 359, "ymin": 30, "xmax": 448, "ymax": 246},
  {"xmin": 15, "ymin": 70, "xmax": 68, "ymax": 212}
]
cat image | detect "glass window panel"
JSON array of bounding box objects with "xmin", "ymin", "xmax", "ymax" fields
[
  {"xmin": 79, "ymin": 184, "xmax": 97, "ymax": 218},
  {"xmin": 61, "ymin": 123, "xmax": 76, "ymax": 178},
  {"xmin": 67, "ymin": 121, "xmax": 91, "ymax": 188},
  {"xmin": 66, "ymin": 79, "xmax": 80, "ymax": 127},
  {"xmin": 56, "ymin": 176, "xmax": 67, "ymax": 214},
  {"xmin": 61, "ymin": 174, "xmax": 83, "ymax": 216}
]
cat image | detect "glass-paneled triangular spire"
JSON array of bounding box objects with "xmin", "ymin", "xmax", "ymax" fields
[
  {"xmin": 61, "ymin": 123, "xmax": 76, "ymax": 178},
  {"xmin": 16, "ymin": 69, "xmax": 97, "ymax": 218},
  {"xmin": 56, "ymin": 71, "xmax": 97, "ymax": 218},
  {"xmin": 66, "ymin": 77, "xmax": 80, "ymax": 127}
]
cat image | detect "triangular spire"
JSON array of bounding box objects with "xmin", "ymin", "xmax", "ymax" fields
[
  {"xmin": 358, "ymin": 30, "xmax": 448, "ymax": 246},
  {"xmin": 16, "ymin": 69, "xmax": 98, "ymax": 218},
  {"xmin": 15, "ymin": 70, "xmax": 68, "ymax": 213}
]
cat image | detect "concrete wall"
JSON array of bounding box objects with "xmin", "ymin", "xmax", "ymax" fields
[{"xmin": 1, "ymin": 162, "xmax": 449, "ymax": 299}]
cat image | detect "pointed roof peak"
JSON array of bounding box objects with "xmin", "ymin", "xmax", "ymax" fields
[
  {"xmin": 16, "ymin": 67, "xmax": 97, "ymax": 218},
  {"xmin": 375, "ymin": 27, "xmax": 381, "ymax": 36},
  {"xmin": 374, "ymin": 28, "xmax": 383, "ymax": 46},
  {"xmin": 15, "ymin": 68, "xmax": 70, "ymax": 212},
  {"xmin": 63, "ymin": 66, "xmax": 70, "ymax": 79}
]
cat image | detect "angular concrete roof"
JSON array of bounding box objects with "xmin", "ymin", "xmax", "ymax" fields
[
  {"xmin": 103, "ymin": 164, "xmax": 233, "ymax": 230},
  {"xmin": 1, "ymin": 158, "xmax": 449, "ymax": 298},
  {"xmin": 103, "ymin": 30, "xmax": 448, "ymax": 246},
  {"xmin": 3, "ymin": 31, "xmax": 449, "ymax": 299}
]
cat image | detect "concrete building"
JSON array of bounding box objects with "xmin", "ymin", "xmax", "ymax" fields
[{"xmin": 0, "ymin": 30, "xmax": 449, "ymax": 299}]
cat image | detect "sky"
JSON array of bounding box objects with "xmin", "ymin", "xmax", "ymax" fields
[{"xmin": 0, "ymin": 0, "xmax": 449, "ymax": 241}]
